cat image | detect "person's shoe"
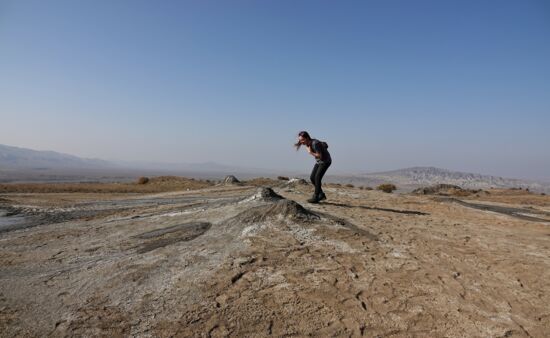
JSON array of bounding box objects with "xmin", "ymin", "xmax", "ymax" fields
[
  {"xmin": 307, "ymin": 194, "xmax": 320, "ymax": 203},
  {"xmin": 319, "ymin": 192, "xmax": 327, "ymax": 201}
]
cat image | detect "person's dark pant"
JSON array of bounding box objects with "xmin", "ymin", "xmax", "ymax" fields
[{"xmin": 310, "ymin": 161, "xmax": 331, "ymax": 196}]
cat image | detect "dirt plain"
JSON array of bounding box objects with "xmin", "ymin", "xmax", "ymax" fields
[{"xmin": 1, "ymin": 178, "xmax": 549, "ymax": 337}]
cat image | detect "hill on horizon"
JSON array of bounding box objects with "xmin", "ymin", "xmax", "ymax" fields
[
  {"xmin": 357, "ymin": 166, "xmax": 550, "ymax": 193},
  {"xmin": 0, "ymin": 144, "xmax": 112, "ymax": 170}
]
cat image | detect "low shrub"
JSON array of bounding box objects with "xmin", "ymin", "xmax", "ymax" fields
[
  {"xmin": 137, "ymin": 177, "xmax": 149, "ymax": 184},
  {"xmin": 377, "ymin": 183, "xmax": 396, "ymax": 193}
]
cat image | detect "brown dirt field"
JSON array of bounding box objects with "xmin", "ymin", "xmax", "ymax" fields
[
  {"xmin": 241, "ymin": 177, "xmax": 284, "ymax": 187},
  {"xmin": 0, "ymin": 176, "xmax": 214, "ymax": 194},
  {"xmin": 463, "ymin": 189, "xmax": 550, "ymax": 207},
  {"xmin": 1, "ymin": 184, "xmax": 549, "ymax": 337}
]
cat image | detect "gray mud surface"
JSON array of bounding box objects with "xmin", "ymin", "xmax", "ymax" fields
[
  {"xmin": 436, "ymin": 197, "xmax": 550, "ymax": 223},
  {"xmin": 1, "ymin": 185, "xmax": 549, "ymax": 337}
]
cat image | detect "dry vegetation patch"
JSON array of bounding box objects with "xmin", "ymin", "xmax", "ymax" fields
[
  {"xmin": 377, "ymin": 183, "xmax": 397, "ymax": 193},
  {"xmin": 241, "ymin": 177, "xmax": 282, "ymax": 188},
  {"xmin": 0, "ymin": 176, "xmax": 213, "ymax": 193}
]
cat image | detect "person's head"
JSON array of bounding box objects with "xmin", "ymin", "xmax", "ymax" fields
[{"xmin": 294, "ymin": 131, "xmax": 312, "ymax": 150}]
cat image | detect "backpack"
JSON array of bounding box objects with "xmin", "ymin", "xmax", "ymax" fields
[{"xmin": 312, "ymin": 139, "xmax": 329, "ymax": 152}]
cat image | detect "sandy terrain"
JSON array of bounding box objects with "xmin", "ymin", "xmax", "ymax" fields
[{"xmin": 1, "ymin": 181, "xmax": 549, "ymax": 337}]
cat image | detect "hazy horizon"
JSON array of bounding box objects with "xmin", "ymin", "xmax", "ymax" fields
[
  {"xmin": 2, "ymin": 142, "xmax": 550, "ymax": 183},
  {"xmin": 1, "ymin": 1, "xmax": 549, "ymax": 181}
]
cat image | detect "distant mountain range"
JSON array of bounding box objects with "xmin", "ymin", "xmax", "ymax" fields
[
  {"xmin": 0, "ymin": 144, "xmax": 112, "ymax": 169},
  {"xmin": 0, "ymin": 144, "xmax": 256, "ymax": 173},
  {"xmin": 1, "ymin": 144, "xmax": 548, "ymax": 192},
  {"xmin": 0, "ymin": 144, "xmax": 283, "ymax": 182},
  {"xmin": 347, "ymin": 167, "xmax": 550, "ymax": 193}
]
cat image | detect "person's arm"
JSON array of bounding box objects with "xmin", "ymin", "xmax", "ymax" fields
[{"xmin": 307, "ymin": 144, "xmax": 321, "ymax": 159}]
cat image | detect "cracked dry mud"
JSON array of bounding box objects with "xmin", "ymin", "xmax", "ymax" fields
[{"xmin": 1, "ymin": 184, "xmax": 549, "ymax": 337}]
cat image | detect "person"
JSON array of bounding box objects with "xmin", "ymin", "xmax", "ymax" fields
[{"xmin": 294, "ymin": 131, "xmax": 332, "ymax": 203}]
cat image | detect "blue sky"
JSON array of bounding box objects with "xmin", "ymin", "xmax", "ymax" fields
[{"xmin": 1, "ymin": 0, "xmax": 549, "ymax": 180}]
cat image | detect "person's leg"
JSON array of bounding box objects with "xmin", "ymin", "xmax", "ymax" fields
[
  {"xmin": 310, "ymin": 163, "xmax": 319, "ymax": 186},
  {"xmin": 307, "ymin": 163, "xmax": 322, "ymax": 202},
  {"xmin": 318, "ymin": 163, "xmax": 330, "ymax": 200},
  {"xmin": 314, "ymin": 162, "xmax": 331, "ymax": 196}
]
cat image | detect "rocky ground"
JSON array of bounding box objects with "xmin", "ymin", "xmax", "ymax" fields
[{"xmin": 1, "ymin": 180, "xmax": 549, "ymax": 337}]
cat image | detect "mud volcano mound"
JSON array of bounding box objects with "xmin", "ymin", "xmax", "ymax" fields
[
  {"xmin": 241, "ymin": 187, "xmax": 284, "ymax": 203},
  {"xmin": 232, "ymin": 199, "xmax": 320, "ymax": 224},
  {"xmin": 223, "ymin": 175, "xmax": 240, "ymax": 185},
  {"xmin": 284, "ymin": 178, "xmax": 309, "ymax": 188}
]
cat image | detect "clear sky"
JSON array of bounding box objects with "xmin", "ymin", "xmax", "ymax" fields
[{"xmin": 1, "ymin": 0, "xmax": 549, "ymax": 180}]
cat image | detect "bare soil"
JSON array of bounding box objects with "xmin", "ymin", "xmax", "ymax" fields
[{"xmin": 1, "ymin": 182, "xmax": 549, "ymax": 337}]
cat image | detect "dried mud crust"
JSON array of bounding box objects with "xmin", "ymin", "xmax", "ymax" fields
[
  {"xmin": 133, "ymin": 222, "xmax": 212, "ymax": 254},
  {"xmin": 1, "ymin": 185, "xmax": 549, "ymax": 337},
  {"xmin": 0, "ymin": 192, "xmax": 247, "ymax": 233},
  {"xmin": 435, "ymin": 197, "xmax": 550, "ymax": 223}
]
